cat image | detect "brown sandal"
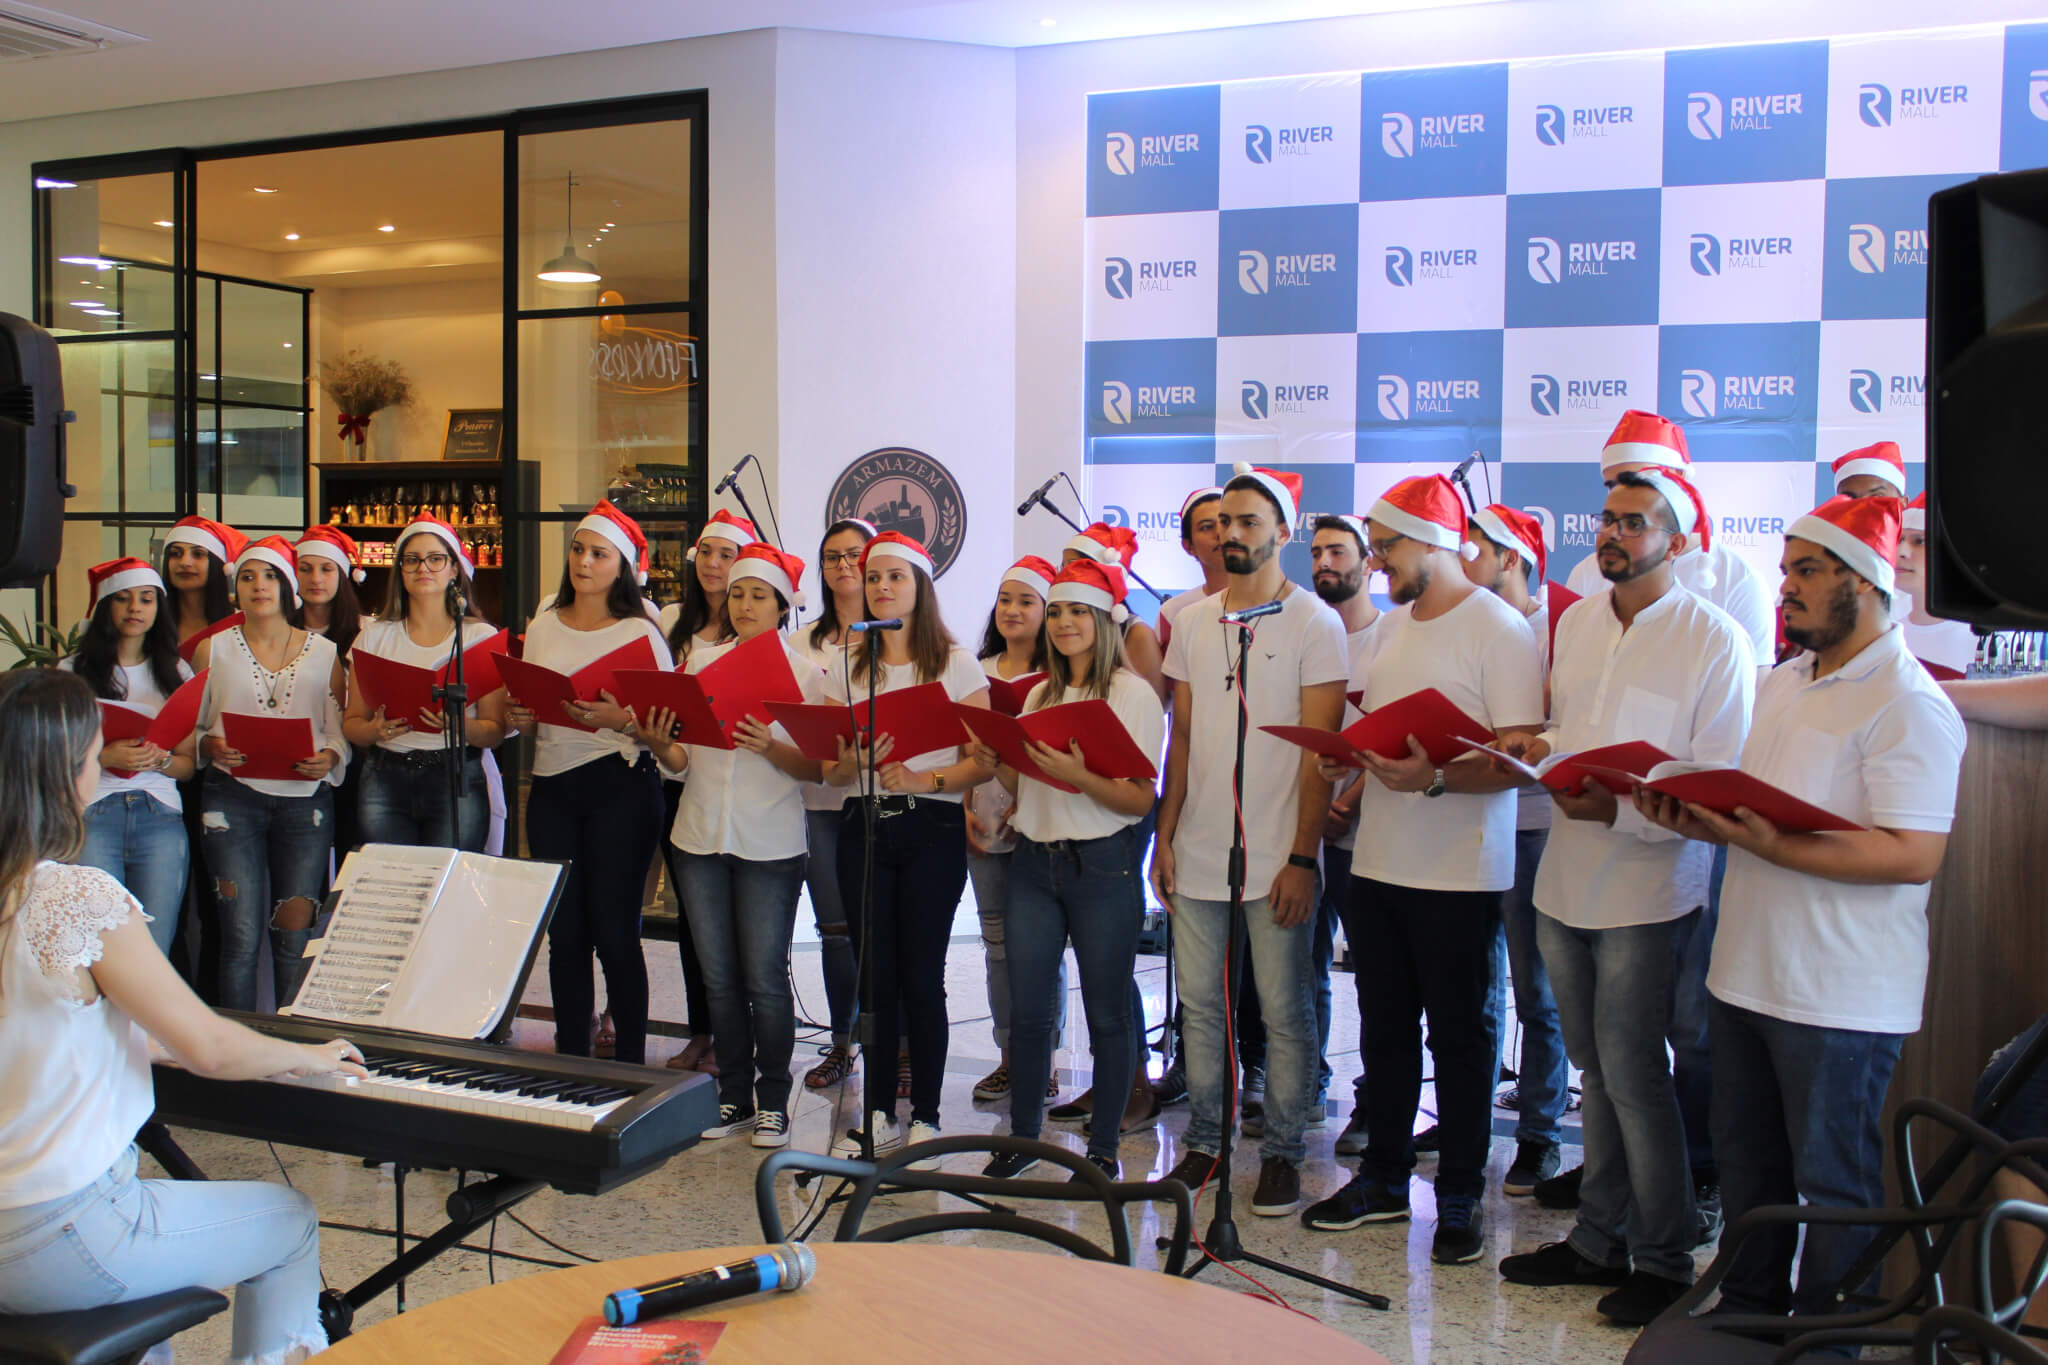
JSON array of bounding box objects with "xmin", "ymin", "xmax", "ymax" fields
[
  {"xmin": 593, "ymin": 1011, "xmax": 616, "ymax": 1060},
  {"xmin": 805, "ymin": 1045, "xmax": 856, "ymax": 1088}
]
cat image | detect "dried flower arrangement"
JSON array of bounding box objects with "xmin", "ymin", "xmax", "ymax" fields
[{"xmin": 319, "ymin": 350, "xmax": 413, "ymax": 447}]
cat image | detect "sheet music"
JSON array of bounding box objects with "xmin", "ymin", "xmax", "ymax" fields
[{"xmin": 286, "ymin": 845, "xmax": 456, "ymax": 1025}]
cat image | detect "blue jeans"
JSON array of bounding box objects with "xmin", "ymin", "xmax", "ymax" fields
[
  {"xmin": 0, "ymin": 1146, "xmax": 324, "ymax": 1360},
  {"xmin": 1709, "ymin": 998, "xmax": 1906, "ymax": 1317},
  {"xmin": 1540, "ymin": 909, "xmax": 1697, "ymax": 1282},
  {"xmin": 199, "ymin": 771, "xmax": 333, "ymax": 1012},
  {"xmin": 79, "ymin": 792, "xmax": 188, "ymax": 955},
  {"xmin": 1008, "ymin": 829, "xmax": 1144, "ymax": 1162},
  {"xmin": 1672, "ymin": 844, "xmax": 1726, "ymax": 1182},
  {"xmin": 805, "ymin": 808, "xmax": 857, "ymax": 1045},
  {"xmin": 356, "ymin": 747, "xmax": 490, "ymax": 851},
  {"xmin": 1351, "ymin": 876, "xmax": 1503, "ymax": 1200},
  {"xmin": 1976, "ymin": 1013, "xmax": 2048, "ymax": 1141},
  {"xmin": 1501, "ymin": 828, "xmax": 1567, "ymax": 1147},
  {"xmin": 676, "ymin": 851, "xmax": 805, "ymax": 1115},
  {"xmin": 1170, "ymin": 883, "xmax": 1318, "ymax": 1166},
  {"xmin": 969, "ymin": 848, "xmax": 1067, "ymax": 1052}
]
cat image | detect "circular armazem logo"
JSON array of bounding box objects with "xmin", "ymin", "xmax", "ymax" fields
[{"xmin": 826, "ymin": 447, "xmax": 968, "ymax": 579}]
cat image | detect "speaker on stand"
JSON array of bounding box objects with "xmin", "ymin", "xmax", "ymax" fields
[{"xmin": 0, "ymin": 311, "xmax": 76, "ymax": 589}]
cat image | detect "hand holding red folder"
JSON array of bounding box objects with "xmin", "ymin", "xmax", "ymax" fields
[
  {"xmin": 99, "ymin": 670, "xmax": 209, "ymax": 778},
  {"xmin": 1458, "ymin": 737, "xmax": 1676, "ymax": 796},
  {"xmin": 767, "ymin": 682, "xmax": 968, "ymax": 765},
  {"xmin": 956, "ymin": 699, "xmax": 1157, "ymax": 792},
  {"xmin": 218, "ymin": 712, "xmax": 321, "ymax": 782},
  {"xmin": 178, "ymin": 613, "xmax": 243, "ymax": 664},
  {"xmin": 497, "ymin": 636, "xmax": 659, "ymax": 734},
  {"xmin": 1608, "ymin": 762, "xmax": 1865, "ymax": 834},
  {"xmin": 1263, "ymin": 688, "xmax": 1494, "ymax": 769},
  {"xmin": 609, "ymin": 669, "xmax": 731, "ymax": 751},
  {"xmin": 352, "ymin": 629, "xmax": 511, "ymax": 727},
  {"xmin": 696, "ymin": 631, "xmax": 806, "ymax": 734}
]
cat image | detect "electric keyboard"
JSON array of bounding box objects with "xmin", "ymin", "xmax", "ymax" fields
[{"xmin": 150, "ymin": 1011, "xmax": 718, "ymax": 1196}]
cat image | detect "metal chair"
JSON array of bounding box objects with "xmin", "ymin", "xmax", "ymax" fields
[
  {"xmin": 0, "ymin": 1288, "xmax": 229, "ymax": 1365},
  {"xmin": 756, "ymin": 1133, "xmax": 1193, "ymax": 1272},
  {"xmin": 1912, "ymin": 1304, "xmax": 2048, "ymax": 1365},
  {"xmin": 1626, "ymin": 1099, "xmax": 2048, "ymax": 1363}
]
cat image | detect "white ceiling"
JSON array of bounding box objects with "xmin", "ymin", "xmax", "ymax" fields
[{"xmin": 0, "ymin": 0, "xmax": 1493, "ymax": 125}]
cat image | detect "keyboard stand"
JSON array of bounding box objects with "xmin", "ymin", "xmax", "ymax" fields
[{"xmin": 137, "ymin": 1120, "xmax": 546, "ymax": 1340}]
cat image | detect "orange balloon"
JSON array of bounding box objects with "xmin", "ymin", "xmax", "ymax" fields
[{"xmin": 598, "ymin": 289, "xmax": 626, "ymax": 335}]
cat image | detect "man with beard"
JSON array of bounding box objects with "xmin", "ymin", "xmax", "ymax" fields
[
  {"xmin": 1636, "ymin": 494, "xmax": 1964, "ymax": 1322},
  {"xmin": 1494, "ymin": 471, "xmax": 1754, "ymax": 1325},
  {"xmin": 1300, "ymin": 474, "xmax": 1542, "ymax": 1265},
  {"xmin": 1462, "ymin": 504, "xmax": 1577, "ymax": 1198},
  {"xmin": 1154, "ymin": 465, "xmax": 1348, "ymax": 1217}
]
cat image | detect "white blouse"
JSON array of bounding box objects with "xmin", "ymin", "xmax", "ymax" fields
[
  {"xmin": 198, "ymin": 627, "xmax": 349, "ymax": 800},
  {"xmin": 668, "ymin": 636, "xmax": 829, "ymax": 861},
  {"xmin": 524, "ymin": 608, "xmax": 674, "ymax": 779}
]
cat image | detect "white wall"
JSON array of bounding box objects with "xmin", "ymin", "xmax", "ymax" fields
[{"xmin": 771, "ymin": 29, "xmax": 1016, "ymax": 634}]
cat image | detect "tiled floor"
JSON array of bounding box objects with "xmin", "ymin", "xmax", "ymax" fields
[{"xmin": 158, "ymin": 897, "xmax": 1706, "ymax": 1363}]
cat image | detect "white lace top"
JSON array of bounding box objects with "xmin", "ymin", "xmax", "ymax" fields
[{"xmin": 0, "ymin": 863, "xmax": 154, "ymax": 1208}]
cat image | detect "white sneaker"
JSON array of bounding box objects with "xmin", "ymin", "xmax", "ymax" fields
[
  {"xmin": 751, "ymin": 1110, "xmax": 791, "ymax": 1148},
  {"xmin": 905, "ymin": 1119, "xmax": 943, "ymax": 1170},
  {"xmin": 831, "ymin": 1111, "xmax": 901, "ymax": 1158}
]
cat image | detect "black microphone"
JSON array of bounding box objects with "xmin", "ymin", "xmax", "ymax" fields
[
  {"xmin": 714, "ymin": 453, "xmax": 757, "ymax": 496},
  {"xmin": 1450, "ymin": 451, "xmax": 1481, "ymax": 484},
  {"xmin": 1016, "ymin": 475, "xmax": 1059, "ymax": 517},
  {"xmin": 1219, "ymin": 599, "xmax": 1285, "ymax": 624},
  {"xmin": 848, "ymin": 618, "xmax": 904, "ymax": 632},
  {"xmin": 603, "ymin": 1244, "xmax": 815, "ymax": 1325}
]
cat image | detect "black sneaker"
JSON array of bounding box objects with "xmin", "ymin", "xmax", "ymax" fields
[
  {"xmin": 1333, "ymin": 1112, "xmax": 1369, "ymax": 1158},
  {"xmin": 1432, "ymin": 1194, "xmax": 1486, "ymax": 1265},
  {"xmin": 1534, "ymin": 1163, "xmax": 1584, "ymax": 1210},
  {"xmin": 1165, "ymin": 1149, "xmax": 1221, "ymax": 1191},
  {"xmin": 1047, "ymin": 1087, "xmax": 1094, "ymax": 1123},
  {"xmin": 1240, "ymin": 1108, "xmax": 1264, "ymax": 1139},
  {"xmin": 1250, "ymin": 1158, "xmax": 1301, "ymax": 1217},
  {"xmin": 1691, "ymin": 1182, "xmax": 1723, "ymax": 1248},
  {"xmin": 1502, "ymin": 1140, "xmax": 1562, "ymax": 1197},
  {"xmin": 1152, "ymin": 1062, "xmax": 1189, "ymax": 1106},
  {"xmin": 1596, "ymin": 1270, "xmax": 1693, "ymax": 1326},
  {"xmin": 1069, "ymin": 1153, "xmax": 1120, "ymax": 1182},
  {"xmin": 702, "ymin": 1103, "xmax": 758, "ymax": 1139},
  {"xmin": 1301, "ymin": 1172, "xmax": 1410, "ymax": 1231},
  {"xmin": 1240, "ymin": 1064, "xmax": 1266, "ymax": 1100},
  {"xmin": 981, "ymin": 1150, "xmax": 1041, "ymax": 1179},
  {"xmin": 1413, "ymin": 1122, "xmax": 1441, "ymax": 1153},
  {"xmin": 1497, "ymin": 1239, "xmax": 1630, "ymax": 1287}
]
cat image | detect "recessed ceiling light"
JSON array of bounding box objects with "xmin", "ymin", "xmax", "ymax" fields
[
  {"xmin": 253, "ymin": 186, "xmax": 278, "ymax": 194},
  {"xmin": 153, "ymin": 220, "xmax": 174, "ymax": 228},
  {"xmin": 377, "ymin": 224, "xmax": 395, "ymax": 232},
  {"xmin": 68, "ymin": 300, "xmax": 99, "ymax": 308},
  {"xmin": 83, "ymin": 308, "xmax": 117, "ymax": 317},
  {"xmin": 35, "ymin": 178, "xmax": 77, "ymax": 190},
  {"xmin": 59, "ymin": 256, "xmax": 115, "ymax": 269},
  {"xmin": 284, "ymin": 232, "xmax": 300, "ymax": 241},
  {"xmin": 282, "ymin": 341, "xmax": 293, "ymax": 348},
  {"xmin": 200, "ymin": 373, "xmax": 217, "ymax": 381},
  {"xmin": 603, "ymin": 222, "xmax": 615, "ymax": 228}
]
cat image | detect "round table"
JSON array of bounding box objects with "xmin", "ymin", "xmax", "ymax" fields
[{"xmin": 318, "ymin": 1241, "xmax": 1390, "ymax": 1363}]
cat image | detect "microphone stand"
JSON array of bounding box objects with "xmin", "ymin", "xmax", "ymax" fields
[
  {"xmin": 1168, "ymin": 617, "xmax": 1388, "ymax": 1309},
  {"xmin": 1023, "ymin": 490, "xmax": 1169, "ymax": 605},
  {"xmin": 432, "ymin": 577, "xmax": 471, "ymax": 844}
]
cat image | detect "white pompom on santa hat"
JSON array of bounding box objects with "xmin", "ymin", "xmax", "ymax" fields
[
  {"xmin": 1832, "ymin": 440, "xmax": 1906, "ymax": 494},
  {"xmin": 1369, "ymin": 473, "xmax": 1475, "ymax": 560},
  {"xmin": 1601, "ymin": 410, "xmax": 1691, "ymax": 474},
  {"xmin": 1228, "ymin": 463, "xmax": 1302, "ymax": 532},
  {"xmin": 1788, "ymin": 494, "xmax": 1902, "ymax": 597}
]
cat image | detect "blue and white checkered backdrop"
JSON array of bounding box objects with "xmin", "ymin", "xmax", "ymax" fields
[{"xmin": 1083, "ymin": 22, "xmax": 2048, "ymax": 602}]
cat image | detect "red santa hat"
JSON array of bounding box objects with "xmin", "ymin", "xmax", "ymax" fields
[
  {"xmin": 87, "ymin": 557, "xmax": 164, "ymax": 614},
  {"xmin": 1903, "ymin": 491, "xmax": 1927, "ymax": 534},
  {"xmin": 395, "ymin": 516, "xmax": 475, "ymax": 577},
  {"xmin": 1470, "ymin": 504, "xmax": 1547, "ymax": 583},
  {"xmin": 693, "ymin": 509, "xmax": 756, "ymax": 553},
  {"xmin": 728, "ymin": 543, "xmax": 806, "ymax": 608},
  {"xmin": 1601, "ymin": 410, "xmax": 1691, "ymax": 474},
  {"xmin": 576, "ymin": 500, "xmax": 651, "ymax": 586},
  {"xmin": 860, "ymin": 530, "xmax": 934, "ymax": 578},
  {"xmin": 1001, "ymin": 554, "xmax": 1059, "ymax": 600},
  {"xmin": 296, "ymin": 525, "xmax": 367, "ymax": 583},
  {"xmin": 1788, "ymin": 495, "xmax": 1901, "ymax": 597},
  {"xmin": 1369, "ymin": 474, "xmax": 1474, "ymax": 560},
  {"xmin": 234, "ymin": 535, "xmax": 301, "ymax": 605},
  {"xmin": 1832, "ymin": 441, "xmax": 1906, "ymax": 494},
  {"xmin": 1628, "ymin": 468, "xmax": 1716, "ymax": 587},
  {"xmin": 1179, "ymin": 485, "xmax": 1224, "ymax": 520},
  {"xmin": 164, "ymin": 515, "xmax": 248, "ymax": 565},
  {"xmin": 1065, "ymin": 522, "xmax": 1139, "ymax": 569},
  {"xmin": 1048, "ymin": 557, "xmax": 1130, "ymax": 625},
  {"xmin": 1228, "ymin": 463, "xmax": 1302, "ymax": 531}
]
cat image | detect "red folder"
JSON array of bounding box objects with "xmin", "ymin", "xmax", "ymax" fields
[
  {"xmin": 955, "ymin": 705, "xmax": 1071, "ymax": 791},
  {"xmin": 697, "ymin": 631, "xmax": 806, "ymax": 734},
  {"xmin": 1263, "ymin": 687, "xmax": 1494, "ymax": 769},
  {"xmin": 352, "ymin": 629, "xmax": 513, "ymax": 722},
  {"xmin": 1459, "ymin": 738, "xmax": 1675, "ymax": 796},
  {"xmin": 1544, "ymin": 581, "xmax": 1582, "ymax": 661},
  {"xmin": 496, "ymin": 636, "xmax": 659, "ymax": 734},
  {"xmin": 985, "ymin": 671, "xmax": 1048, "ymax": 717},
  {"xmin": 609, "ymin": 669, "xmax": 731, "ymax": 750},
  {"xmin": 767, "ymin": 682, "xmax": 968, "ymax": 764},
  {"xmin": 955, "ymin": 698, "xmax": 1158, "ymax": 792},
  {"xmin": 99, "ymin": 670, "xmax": 209, "ymax": 778},
  {"xmin": 221, "ymin": 712, "xmax": 319, "ymax": 782},
  {"xmin": 1598, "ymin": 765, "xmax": 1865, "ymax": 834},
  {"xmin": 178, "ymin": 613, "xmax": 244, "ymax": 664},
  {"xmin": 450, "ymin": 627, "xmax": 512, "ymax": 699}
]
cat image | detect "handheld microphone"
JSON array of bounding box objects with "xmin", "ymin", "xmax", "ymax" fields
[
  {"xmin": 714, "ymin": 453, "xmax": 757, "ymax": 497},
  {"xmin": 848, "ymin": 618, "xmax": 904, "ymax": 632},
  {"xmin": 1219, "ymin": 599, "xmax": 1285, "ymax": 624},
  {"xmin": 1016, "ymin": 475, "xmax": 1059, "ymax": 517},
  {"xmin": 603, "ymin": 1243, "xmax": 815, "ymax": 1325}
]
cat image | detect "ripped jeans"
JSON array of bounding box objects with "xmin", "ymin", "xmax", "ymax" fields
[{"xmin": 200, "ymin": 771, "xmax": 333, "ymax": 1013}]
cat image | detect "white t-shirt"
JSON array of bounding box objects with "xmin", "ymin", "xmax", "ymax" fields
[
  {"xmin": 1351, "ymin": 588, "xmax": 1545, "ymax": 893},
  {"xmin": 970, "ymin": 654, "xmax": 1033, "ymax": 854},
  {"xmin": 1330, "ymin": 618, "xmax": 1381, "ymax": 854},
  {"xmin": 1532, "ymin": 585, "xmax": 1755, "ymax": 930},
  {"xmin": 1569, "ymin": 541, "xmax": 1774, "ymax": 666},
  {"xmin": 669, "ymin": 635, "xmax": 829, "ymax": 861},
  {"xmin": 819, "ymin": 643, "xmax": 991, "ymax": 803},
  {"xmin": 1012, "ymin": 668, "xmax": 1166, "ymax": 845},
  {"xmin": 1163, "ymin": 586, "xmax": 1349, "ymax": 902},
  {"xmin": 0, "ymin": 863, "xmax": 154, "ymax": 1209},
  {"xmin": 61, "ymin": 656, "xmax": 193, "ymax": 814},
  {"xmin": 1709, "ymin": 628, "xmax": 1967, "ymax": 1034},
  {"xmin": 1902, "ymin": 617, "xmax": 1976, "ymax": 675},
  {"xmin": 1156, "ymin": 584, "xmax": 1216, "ymax": 650},
  {"xmin": 523, "ymin": 609, "xmax": 674, "ymax": 779},
  {"xmin": 198, "ymin": 627, "xmax": 349, "ymax": 800},
  {"xmin": 349, "ymin": 617, "xmax": 503, "ymax": 754}
]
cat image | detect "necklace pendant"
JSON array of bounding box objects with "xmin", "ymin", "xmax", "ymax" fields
[{"xmin": 267, "ymin": 699, "xmax": 278, "ymax": 709}]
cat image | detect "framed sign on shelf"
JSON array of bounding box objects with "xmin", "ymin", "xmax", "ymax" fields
[{"xmin": 441, "ymin": 408, "xmax": 505, "ymax": 461}]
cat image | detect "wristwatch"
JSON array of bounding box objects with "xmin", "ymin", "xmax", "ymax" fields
[
  {"xmin": 1287, "ymin": 853, "xmax": 1318, "ymax": 872},
  {"xmin": 1423, "ymin": 767, "xmax": 1448, "ymax": 799},
  {"xmin": 931, "ymin": 772, "xmax": 947, "ymax": 794}
]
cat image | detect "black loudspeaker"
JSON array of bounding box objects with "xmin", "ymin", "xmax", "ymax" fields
[
  {"xmin": 0, "ymin": 311, "xmax": 75, "ymax": 588},
  {"xmin": 1927, "ymin": 169, "xmax": 2048, "ymax": 627}
]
